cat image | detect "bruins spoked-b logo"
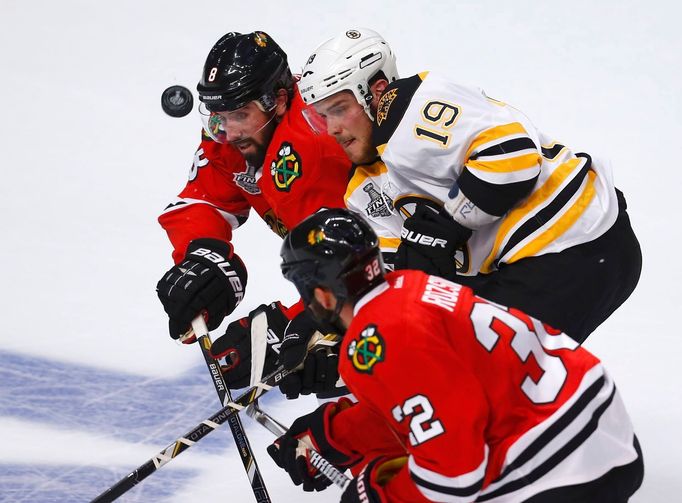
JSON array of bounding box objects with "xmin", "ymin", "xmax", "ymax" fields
[
  {"xmin": 271, "ymin": 142, "xmax": 302, "ymax": 191},
  {"xmin": 348, "ymin": 324, "xmax": 385, "ymax": 374}
]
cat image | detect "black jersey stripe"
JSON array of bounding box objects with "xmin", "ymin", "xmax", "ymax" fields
[
  {"xmin": 541, "ymin": 143, "xmax": 566, "ymax": 160},
  {"xmin": 470, "ymin": 137, "xmax": 538, "ymax": 160},
  {"xmin": 372, "ymin": 73, "xmax": 425, "ymax": 150},
  {"xmin": 497, "ymin": 374, "xmax": 605, "ymax": 480},
  {"xmin": 411, "ymin": 470, "xmax": 484, "ymax": 498},
  {"xmin": 495, "ymin": 155, "xmax": 592, "ymax": 264},
  {"xmin": 457, "ymin": 168, "xmax": 537, "ymax": 217},
  {"xmin": 477, "ymin": 379, "xmax": 617, "ymax": 501}
]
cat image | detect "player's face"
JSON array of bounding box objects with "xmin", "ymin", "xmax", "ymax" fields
[
  {"xmin": 313, "ymin": 92, "xmax": 376, "ymax": 164},
  {"xmin": 206, "ymin": 102, "xmax": 278, "ymax": 167}
]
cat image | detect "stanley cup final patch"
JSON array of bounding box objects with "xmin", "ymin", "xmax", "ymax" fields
[
  {"xmin": 271, "ymin": 142, "xmax": 302, "ymax": 191},
  {"xmin": 347, "ymin": 324, "xmax": 385, "ymax": 374}
]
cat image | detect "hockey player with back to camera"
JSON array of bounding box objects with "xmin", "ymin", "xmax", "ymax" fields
[
  {"xmin": 295, "ymin": 28, "xmax": 642, "ymax": 347},
  {"xmin": 268, "ymin": 207, "xmax": 643, "ymax": 503},
  {"xmin": 155, "ymin": 31, "xmax": 352, "ymax": 398}
]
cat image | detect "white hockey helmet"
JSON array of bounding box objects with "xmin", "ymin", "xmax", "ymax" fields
[{"xmin": 298, "ymin": 28, "xmax": 398, "ymax": 117}]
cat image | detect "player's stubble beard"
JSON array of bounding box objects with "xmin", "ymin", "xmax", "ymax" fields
[{"xmin": 236, "ymin": 116, "xmax": 278, "ymax": 169}]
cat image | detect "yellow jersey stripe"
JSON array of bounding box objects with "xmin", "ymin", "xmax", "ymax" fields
[
  {"xmin": 379, "ymin": 237, "xmax": 401, "ymax": 250},
  {"xmin": 344, "ymin": 161, "xmax": 388, "ymax": 203},
  {"xmin": 480, "ymin": 157, "xmax": 583, "ymax": 272},
  {"xmin": 465, "ymin": 122, "xmax": 529, "ymax": 160},
  {"xmin": 466, "ymin": 152, "xmax": 541, "ymax": 174},
  {"xmin": 506, "ymin": 170, "xmax": 597, "ymax": 264}
]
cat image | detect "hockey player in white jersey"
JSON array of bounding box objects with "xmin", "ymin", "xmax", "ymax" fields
[{"xmin": 297, "ymin": 28, "xmax": 641, "ymax": 344}]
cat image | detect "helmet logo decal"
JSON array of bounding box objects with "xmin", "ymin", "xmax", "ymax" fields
[
  {"xmin": 376, "ymin": 88, "xmax": 398, "ymax": 126},
  {"xmin": 345, "ymin": 30, "xmax": 361, "ymax": 39},
  {"xmin": 233, "ymin": 162, "xmax": 261, "ymax": 195},
  {"xmin": 254, "ymin": 32, "xmax": 268, "ymax": 47},
  {"xmin": 307, "ymin": 228, "xmax": 327, "ymax": 245},
  {"xmin": 347, "ymin": 324, "xmax": 385, "ymax": 374},
  {"xmin": 271, "ymin": 142, "xmax": 303, "ymax": 191}
]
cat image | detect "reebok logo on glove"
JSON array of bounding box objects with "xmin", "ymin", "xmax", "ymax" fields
[
  {"xmin": 400, "ymin": 228, "xmax": 448, "ymax": 248},
  {"xmin": 191, "ymin": 247, "xmax": 245, "ymax": 302}
]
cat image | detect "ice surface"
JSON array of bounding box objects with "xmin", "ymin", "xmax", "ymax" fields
[{"xmin": 1, "ymin": 0, "xmax": 681, "ymax": 501}]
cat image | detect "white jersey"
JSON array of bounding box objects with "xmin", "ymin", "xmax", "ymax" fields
[{"xmin": 347, "ymin": 71, "xmax": 619, "ymax": 275}]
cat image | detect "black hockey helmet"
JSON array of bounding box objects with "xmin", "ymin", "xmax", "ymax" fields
[
  {"xmin": 197, "ymin": 31, "xmax": 294, "ymax": 112},
  {"xmin": 281, "ymin": 208, "xmax": 385, "ymax": 308}
]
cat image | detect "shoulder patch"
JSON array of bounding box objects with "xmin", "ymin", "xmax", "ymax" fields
[
  {"xmin": 270, "ymin": 142, "xmax": 302, "ymax": 191},
  {"xmin": 373, "ymin": 73, "xmax": 425, "ymax": 151},
  {"xmin": 347, "ymin": 324, "xmax": 385, "ymax": 374}
]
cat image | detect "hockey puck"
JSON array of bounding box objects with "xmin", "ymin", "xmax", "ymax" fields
[{"xmin": 161, "ymin": 85, "xmax": 194, "ymax": 117}]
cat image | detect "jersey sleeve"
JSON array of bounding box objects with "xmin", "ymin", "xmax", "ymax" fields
[
  {"xmin": 342, "ymin": 307, "xmax": 490, "ymax": 502},
  {"xmin": 450, "ymin": 119, "xmax": 541, "ymax": 228},
  {"xmin": 158, "ymin": 135, "xmax": 252, "ymax": 263}
]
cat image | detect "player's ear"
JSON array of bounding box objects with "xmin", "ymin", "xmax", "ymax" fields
[
  {"xmin": 313, "ymin": 287, "xmax": 337, "ymax": 311},
  {"xmin": 369, "ymin": 79, "xmax": 389, "ymax": 111},
  {"xmin": 274, "ymin": 88, "xmax": 288, "ymax": 118}
]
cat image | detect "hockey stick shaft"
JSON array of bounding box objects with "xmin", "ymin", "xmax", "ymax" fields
[
  {"xmin": 89, "ymin": 365, "xmax": 290, "ymax": 503},
  {"xmin": 192, "ymin": 316, "xmax": 272, "ymax": 503},
  {"xmin": 246, "ymin": 402, "xmax": 351, "ymax": 490},
  {"xmin": 90, "ymin": 334, "xmax": 339, "ymax": 503}
]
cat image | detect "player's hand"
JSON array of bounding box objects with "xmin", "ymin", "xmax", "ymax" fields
[
  {"xmin": 156, "ymin": 238, "xmax": 247, "ymax": 340},
  {"xmin": 278, "ymin": 311, "xmax": 347, "ymax": 399},
  {"xmin": 341, "ymin": 456, "xmax": 406, "ymax": 503},
  {"xmin": 267, "ymin": 398, "xmax": 357, "ymax": 492},
  {"xmin": 393, "ymin": 203, "xmax": 471, "ymax": 279},
  {"xmin": 210, "ymin": 301, "xmax": 289, "ymax": 388}
]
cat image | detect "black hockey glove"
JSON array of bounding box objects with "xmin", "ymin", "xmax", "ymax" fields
[
  {"xmin": 341, "ymin": 456, "xmax": 407, "ymax": 503},
  {"xmin": 210, "ymin": 301, "xmax": 289, "ymax": 389},
  {"xmin": 156, "ymin": 238, "xmax": 247, "ymax": 340},
  {"xmin": 393, "ymin": 203, "xmax": 472, "ymax": 280},
  {"xmin": 267, "ymin": 398, "xmax": 358, "ymax": 492},
  {"xmin": 278, "ymin": 311, "xmax": 347, "ymax": 400}
]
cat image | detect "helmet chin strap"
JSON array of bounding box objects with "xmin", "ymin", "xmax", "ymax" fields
[{"xmin": 309, "ymin": 297, "xmax": 348, "ymax": 336}]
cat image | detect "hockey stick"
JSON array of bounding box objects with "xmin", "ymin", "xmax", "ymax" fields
[
  {"xmin": 191, "ymin": 315, "xmax": 271, "ymax": 503},
  {"xmin": 245, "ymin": 401, "xmax": 351, "ymax": 490},
  {"xmin": 90, "ymin": 334, "xmax": 339, "ymax": 503}
]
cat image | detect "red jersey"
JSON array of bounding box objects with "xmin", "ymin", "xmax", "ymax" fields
[
  {"xmin": 331, "ymin": 270, "xmax": 638, "ymax": 502},
  {"xmin": 158, "ymin": 86, "xmax": 352, "ymax": 264}
]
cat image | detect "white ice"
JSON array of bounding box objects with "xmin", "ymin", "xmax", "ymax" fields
[{"xmin": 1, "ymin": 0, "xmax": 681, "ymax": 501}]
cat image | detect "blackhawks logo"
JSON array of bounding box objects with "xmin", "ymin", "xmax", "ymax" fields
[
  {"xmin": 347, "ymin": 324, "xmax": 385, "ymax": 374},
  {"xmin": 271, "ymin": 142, "xmax": 302, "ymax": 191}
]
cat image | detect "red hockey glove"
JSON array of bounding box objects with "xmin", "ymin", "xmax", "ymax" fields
[
  {"xmin": 210, "ymin": 301, "xmax": 289, "ymax": 388},
  {"xmin": 267, "ymin": 398, "xmax": 360, "ymax": 492},
  {"xmin": 341, "ymin": 456, "xmax": 407, "ymax": 503},
  {"xmin": 156, "ymin": 238, "xmax": 247, "ymax": 339}
]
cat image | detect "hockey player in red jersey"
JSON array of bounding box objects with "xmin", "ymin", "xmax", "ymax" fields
[
  {"xmin": 268, "ymin": 208, "xmax": 643, "ymax": 502},
  {"xmin": 155, "ymin": 31, "xmax": 352, "ymax": 388}
]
